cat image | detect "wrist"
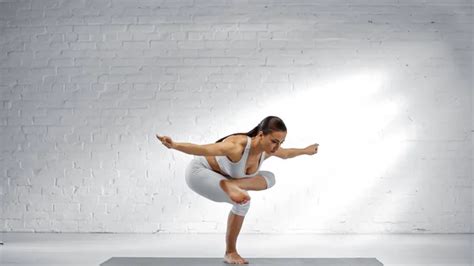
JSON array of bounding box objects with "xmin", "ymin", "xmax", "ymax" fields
[{"xmin": 171, "ymin": 142, "xmax": 179, "ymax": 150}]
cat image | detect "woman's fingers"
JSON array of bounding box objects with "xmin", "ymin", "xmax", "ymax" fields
[
  {"xmin": 156, "ymin": 134, "xmax": 174, "ymax": 149},
  {"xmin": 156, "ymin": 134, "xmax": 167, "ymax": 146},
  {"xmin": 156, "ymin": 134, "xmax": 169, "ymax": 142}
]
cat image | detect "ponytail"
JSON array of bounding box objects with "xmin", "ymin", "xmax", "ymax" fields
[{"xmin": 215, "ymin": 116, "xmax": 287, "ymax": 143}]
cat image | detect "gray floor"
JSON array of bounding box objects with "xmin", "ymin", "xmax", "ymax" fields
[
  {"xmin": 0, "ymin": 233, "xmax": 472, "ymax": 266},
  {"xmin": 101, "ymin": 257, "xmax": 383, "ymax": 266}
]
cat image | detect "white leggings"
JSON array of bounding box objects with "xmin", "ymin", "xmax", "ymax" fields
[{"xmin": 184, "ymin": 156, "xmax": 276, "ymax": 216}]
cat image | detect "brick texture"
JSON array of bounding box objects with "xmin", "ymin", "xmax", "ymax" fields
[{"xmin": 0, "ymin": 0, "xmax": 472, "ymax": 233}]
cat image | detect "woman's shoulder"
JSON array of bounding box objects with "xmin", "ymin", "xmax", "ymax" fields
[{"xmin": 222, "ymin": 134, "xmax": 248, "ymax": 149}]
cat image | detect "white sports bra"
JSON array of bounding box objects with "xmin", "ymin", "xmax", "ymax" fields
[{"xmin": 215, "ymin": 136, "xmax": 265, "ymax": 178}]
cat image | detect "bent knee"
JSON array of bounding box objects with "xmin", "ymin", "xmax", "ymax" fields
[
  {"xmin": 260, "ymin": 171, "xmax": 276, "ymax": 189},
  {"xmin": 231, "ymin": 200, "xmax": 251, "ymax": 216}
]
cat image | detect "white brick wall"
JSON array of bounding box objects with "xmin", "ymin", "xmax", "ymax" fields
[{"xmin": 0, "ymin": 0, "xmax": 472, "ymax": 233}]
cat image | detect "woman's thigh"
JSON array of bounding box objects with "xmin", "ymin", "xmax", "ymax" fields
[{"xmin": 185, "ymin": 157, "xmax": 233, "ymax": 204}]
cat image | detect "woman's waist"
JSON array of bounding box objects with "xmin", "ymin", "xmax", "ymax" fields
[
  {"xmin": 195, "ymin": 155, "xmax": 232, "ymax": 178},
  {"xmin": 193, "ymin": 155, "xmax": 254, "ymax": 179},
  {"xmin": 213, "ymin": 157, "xmax": 257, "ymax": 179}
]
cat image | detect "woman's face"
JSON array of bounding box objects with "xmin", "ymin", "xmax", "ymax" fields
[{"xmin": 259, "ymin": 130, "xmax": 286, "ymax": 154}]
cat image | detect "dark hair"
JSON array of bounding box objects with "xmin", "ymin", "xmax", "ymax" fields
[{"xmin": 215, "ymin": 116, "xmax": 287, "ymax": 143}]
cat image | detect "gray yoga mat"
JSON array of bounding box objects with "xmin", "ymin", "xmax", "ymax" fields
[{"xmin": 101, "ymin": 257, "xmax": 383, "ymax": 265}]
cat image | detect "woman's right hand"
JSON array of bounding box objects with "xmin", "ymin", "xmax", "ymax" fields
[{"xmin": 156, "ymin": 134, "xmax": 175, "ymax": 149}]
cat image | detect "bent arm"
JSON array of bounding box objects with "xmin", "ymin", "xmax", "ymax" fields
[{"xmin": 173, "ymin": 141, "xmax": 238, "ymax": 156}]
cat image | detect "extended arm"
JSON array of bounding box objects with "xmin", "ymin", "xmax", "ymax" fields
[
  {"xmin": 269, "ymin": 143, "xmax": 319, "ymax": 159},
  {"xmin": 284, "ymin": 148, "xmax": 310, "ymax": 159},
  {"xmin": 173, "ymin": 141, "xmax": 238, "ymax": 156},
  {"xmin": 156, "ymin": 134, "xmax": 239, "ymax": 157}
]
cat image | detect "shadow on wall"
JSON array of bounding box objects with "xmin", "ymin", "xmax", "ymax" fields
[{"xmin": 139, "ymin": 2, "xmax": 472, "ymax": 233}]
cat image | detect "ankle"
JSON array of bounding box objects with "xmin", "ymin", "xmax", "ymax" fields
[
  {"xmin": 221, "ymin": 179, "xmax": 238, "ymax": 191},
  {"xmin": 225, "ymin": 249, "xmax": 237, "ymax": 254},
  {"xmin": 220, "ymin": 179, "xmax": 229, "ymax": 187}
]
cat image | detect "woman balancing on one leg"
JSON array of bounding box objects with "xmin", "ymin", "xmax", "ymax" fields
[{"xmin": 156, "ymin": 116, "xmax": 319, "ymax": 264}]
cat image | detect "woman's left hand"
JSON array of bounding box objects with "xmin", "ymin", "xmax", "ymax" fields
[{"xmin": 305, "ymin": 143, "xmax": 319, "ymax": 155}]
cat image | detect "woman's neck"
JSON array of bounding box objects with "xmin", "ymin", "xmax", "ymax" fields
[{"xmin": 249, "ymin": 136, "xmax": 264, "ymax": 156}]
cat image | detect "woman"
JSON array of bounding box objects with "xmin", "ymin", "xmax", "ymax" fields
[{"xmin": 156, "ymin": 116, "xmax": 319, "ymax": 264}]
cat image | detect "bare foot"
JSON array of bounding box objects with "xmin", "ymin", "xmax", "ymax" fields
[
  {"xmin": 219, "ymin": 179, "xmax": 250, "ymax": 204},
  {"xmin": 223, "ymin": 251, "xmax": 249, "ymax": 264}
]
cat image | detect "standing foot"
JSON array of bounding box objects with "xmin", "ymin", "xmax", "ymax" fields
[
  {"xmin": 219, "ymin": 179, "xmax": 250, "ymax": 204},
  {"xmin": 223, "ymin": 251, "xmax": 249, "ymax": 264}
]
